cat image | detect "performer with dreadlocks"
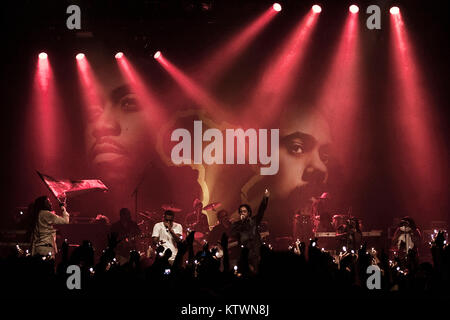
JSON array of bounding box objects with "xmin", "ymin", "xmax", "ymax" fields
[{"xmin": 29, "ymin": 196, "xmax": 70, "ymax": 257}]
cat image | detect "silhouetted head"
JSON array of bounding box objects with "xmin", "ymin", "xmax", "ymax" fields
[
  {"xmin": 400, "ymin": 216, "xmax": 416, "ymax": 230},
  {"xmin": 35, "ymin": 196, "xmax": 52, "ymax": 212},
  {"xmin": 217, "ymin": 209, "xmax": 230, "ymax": 226},
  {"xmin": 119, "ymin": 208, "xmax": 132, "ymax": 222}
]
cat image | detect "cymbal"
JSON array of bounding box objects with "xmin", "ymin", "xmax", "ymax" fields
[
  {"xmin": 161, "ymin": 204, "xmax": 182, "ymax": 212},
  {"xmin": 203, "ymin": 202, "xmax": 221, "ymax": 211},
  {"xmin": 138, "ymin": 211, "xmax": 157, "ymax": 219}
]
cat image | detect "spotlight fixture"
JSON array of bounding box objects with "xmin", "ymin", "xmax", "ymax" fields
[
  {"xmin": 390, "ymin": 6, "xmax": 400, "ymax": 15},
  {"xmin": 349, "ymin": 5, "xmax": 359, "ymax": 13},
  {"xmin": 38, "ymin": 52, "xmax": 48, "ymax": 60},
  {"xmin": 115, "ymin": 52, "xmax": 124, "ymax": 59},
  {"xmin": 272, "ymin": 3, "xmax": 282, "ymax": 12},
  {"xmin": 76, "ymin": 53, "xmax": 85, "ymax": 60},
  {"xmin": 154, "ymin": 51, "xmax": 161, "ymax": 59},
  {"xmin": 312, "ymin": 5, "xmax": 322, "ymax": 13}
]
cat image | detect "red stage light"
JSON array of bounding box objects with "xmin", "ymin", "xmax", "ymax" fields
[
  {"xmin": 196, "ymin": 4, "xmax": 279, "ymax": 84},
  {"xmin": 115, "ymin": 52, "xmax": 124, "ymax": 59},
  {"xmin": 154, "ymin": 51, "xmax": 161, "ymax": 60},
  {"xmin": 272, "ymin": 3, "xmax": 282, "ymax": 12},
  {"xmin": 245, "ymin": 9, "xmax": 319, "ymax": 126},
  {"xmin": 390, "ymin": 6, "xmax": 400, "ymax": 15},
  {"xmin": 349, "ymin": 5, "xmax": 359, "ymax": 13},
  {"xmin": 76, "ymin": 53, "xmax": 85, "ymax": 60},
  {"xmin": 312, "ymin": 5, "xmax": 322, "ymax": 13},
  {"xmin": 38, "ymin": 52, "xmax": 48, "ymax": 60}
]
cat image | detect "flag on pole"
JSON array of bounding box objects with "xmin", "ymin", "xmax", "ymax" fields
[{"xmin": 37, "ymin": 171, "xmax": 108, "ymax": 201}]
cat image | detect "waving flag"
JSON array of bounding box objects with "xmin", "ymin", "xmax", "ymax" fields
[{"xmin": 37, "ymin": 171, "xmax": 108, "ymax": 201}]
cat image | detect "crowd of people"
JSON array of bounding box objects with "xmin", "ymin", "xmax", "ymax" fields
[{"xmin": 1, "ymin": 218, "xmax": 449, "ymax": 300}]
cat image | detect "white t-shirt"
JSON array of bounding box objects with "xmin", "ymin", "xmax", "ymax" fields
[{"xmin": 152, "ymin": 221, "xmax": 183, "ymax": 261}]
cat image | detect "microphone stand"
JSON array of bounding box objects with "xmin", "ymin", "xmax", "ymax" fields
[{"xmin": 131, "ymin": 162, "xmax": 152, "ymax": 222}]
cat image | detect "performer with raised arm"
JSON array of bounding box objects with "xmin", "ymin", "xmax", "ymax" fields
[
  {"xmin": 231, "ymin": 189, "xmax": 270, "ymax": 272},
  {"xmin": 30, "ymin": 196, "xmax": 70, "ymax": 257},
  {"xmin": 152, "ymin": 210, "xmax": 183, "ymax": 264}
]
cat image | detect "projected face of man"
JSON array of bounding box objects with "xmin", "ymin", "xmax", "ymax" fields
[
  {"xmin": 85, "ymin": 67, "xmax": 152, "ymax": 188},
  {"xmin": 268, "ymin": 110, "xmax": 331, "ymax": 212}
]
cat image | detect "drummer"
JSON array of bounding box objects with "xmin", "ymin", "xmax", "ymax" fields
[{"xmin": 185, "ymin": 198, "xmax": 210, "ymax": 235}]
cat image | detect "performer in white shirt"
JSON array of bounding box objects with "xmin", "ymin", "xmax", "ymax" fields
[
  {"xmin": 152, "ymin": 210, "xmax": 183, "ymax": 263},
  {"xmin": 30, "ymin": 196, "xmax": 70, "ymax": 257}
]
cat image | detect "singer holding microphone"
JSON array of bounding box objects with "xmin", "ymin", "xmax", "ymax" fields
[
  {"xmin": 30, "ymin": 195, "xmax": 70, "ymax": 257},
  {"xmin": 231, "ymin": 189, "xmax": 270, "ymax": 272},
  {"xmin": 151, "ymin": 210, "xmax": 183, "ymax": 264}
]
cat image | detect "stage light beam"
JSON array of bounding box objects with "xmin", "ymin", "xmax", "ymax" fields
[
  {"xmin": 76, "ymin": 54, "xmax": 103, "ymax": 124},
  {"xmin": 194, "ymin": 3, "xmax": 280, "ymax": 84},
  {"xmin": 155, "ymin": 53, "xmax": 228, "ymax": 118},
  {"xmin": 389, "ymin": 9, "xmax": 445, "ymax": 220},
  {"xmin": 154, "ymin": 51, "xmax": 161, "ymax": 60},
  {"xmin": 116, "ymin": 55, "xmax": 168, "ymax": 135},
  {"xmin": 115, "ymin": 52, "xmax": 124, "ymax": 59},
  {"xmin": 27, "ymin": 53, "xmax": 64, "ymax": 169},
  {"xmin": 315, "ymin": 6, "xmax": 361, "ymax": 172},
  {"xmin": 76, "ymin": 53, "xmax": 85, "ymax": 60},
  {"xmin": 244, "ymin": 8, "xmax": 320, "ymax": 125}
]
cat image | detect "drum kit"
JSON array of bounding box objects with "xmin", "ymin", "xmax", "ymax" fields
[
  {"xmin": 293, "ymin": 214, "xmax": 320, "ymax": 242},
  {"xmin": 332, "ymin": 214, "xmax": 363, "ymax": 250},
  {"xmin": 185, "ymin": 200, "xmax": 222, "ymax": 249}
]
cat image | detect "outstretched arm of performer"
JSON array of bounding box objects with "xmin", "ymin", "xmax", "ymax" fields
[
  {"xmin": 43, "ymin": 203, "xmax": 70, "ymax": 225},
  {"xmin": 254, "ymin": 189, "xmax": 270, "ymax": 225}
]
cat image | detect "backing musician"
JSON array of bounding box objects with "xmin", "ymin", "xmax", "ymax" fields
[
  {"xmin": 184, "ymin": 198, "xmax": 210, "ymax": 235},
  {"xmin": 110, "ymin": 208, "xmax": 141, "ymax": 264},
  {"xmin": 392, "ymin": 216, "xmax": 421, "ymax": 258}
]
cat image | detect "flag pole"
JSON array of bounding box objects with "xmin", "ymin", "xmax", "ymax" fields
[{"xmin": 36, "ymin": 170, "xmax": 62, "ymax": 204}]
